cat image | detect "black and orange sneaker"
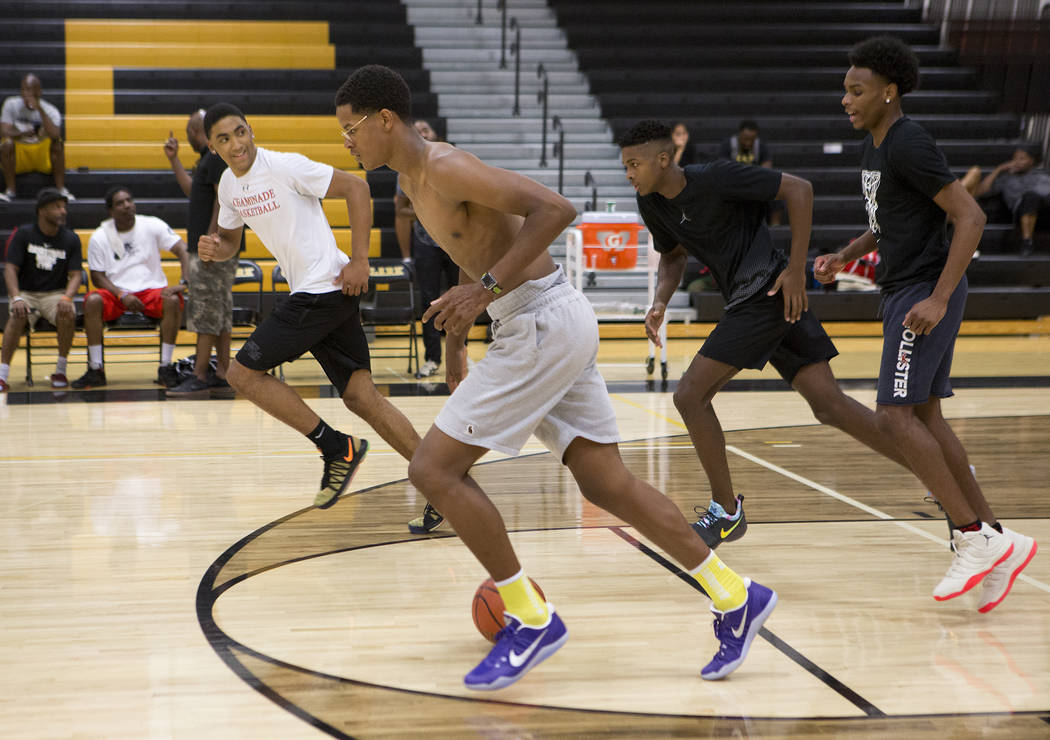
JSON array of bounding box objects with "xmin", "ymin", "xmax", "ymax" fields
[
  {"xmin": 691, "ymin": 495, "xmax": 748, "ymax": 549},
  {"xmin": 315, "ymin": 435, "xmax": 369, "ymax": 509}
]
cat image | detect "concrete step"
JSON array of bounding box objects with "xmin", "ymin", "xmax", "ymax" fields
[
  {"xmin": 447, "ymin": 117, "xmax": 609, "ymax": 134},
  {"xmin": 432, "ymin": 82, "xmax": 590, "ymax": 95},
  {"xmin": 407, "ymin": 8, "xmax": 557, "ymax": 25},
  {"xmin": 457, "ymin": 142, "xmax": 619, "ymax": 159},
  {"xmin": 449, "ymin": 131, "xmax": 612, "ymax": 144},
  {"xmin": 430, "ymin": 69, "xmax": 585, "ymax": 87},
  {"xmin": 425, "ymin": 59, "xmax": 581, "ymax": 72},
  {"xmin": 441, "ymin": 102, "xmax": 599, "ymax": 117},
  {"xmin": 405, "ymin": 0, "xmax": 550, "ymax": 7},
  {"xmin": 422, "ymin": 48, "xmax": 577, "ymax": 64}
]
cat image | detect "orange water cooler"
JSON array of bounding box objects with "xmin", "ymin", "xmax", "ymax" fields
[{"xmin": 577, "ymin": 211, "xmax": 642, "ymax": 270}]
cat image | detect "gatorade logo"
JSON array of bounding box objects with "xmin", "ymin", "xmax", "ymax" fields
[{"xmin": 596, "ymin": 230, "xmax": 630, "ymax": 249}]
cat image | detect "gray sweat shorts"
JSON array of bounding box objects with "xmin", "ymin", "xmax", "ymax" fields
[{"xmin": 434, "ymin": 265, "xmax": 621, "ymax": 461}]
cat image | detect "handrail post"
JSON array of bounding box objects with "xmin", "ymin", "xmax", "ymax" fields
[
  {"xmin": 584, "ymin": 170, "xmax": 597, "ymax": 211},
  {"xmin": 510, "ymin": 18, "xmax": 521, "ymax": 115},
  {"xmin": 498, "ymin": 0, "xmax": 508, "ymax": 68},
  {"xmin": 552, "ymin": 115, "xmax": 565, "ymax": 193},
  {"xmin": 475, "ymin": 0, "xmax": 483, "ymax": 24},
  {"xmin": 537, "ymin": 63, "xmax": 549, "ymax": 166}
]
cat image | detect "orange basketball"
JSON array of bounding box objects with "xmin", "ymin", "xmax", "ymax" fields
[{"xmin": 471, "ymin": 577, "xmax": 546, "ymax": 643}]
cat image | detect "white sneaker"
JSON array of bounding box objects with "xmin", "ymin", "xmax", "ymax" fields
[
  {"xmin": 0, "ymin": 191, "xmax": 13, "ymax": 203},
  {"xmin": 977, "ymin": 527, "xmax": 1037, "ymax": 613},
  {"xmin": 59, "ymin": 187, "xmax": 76, "ymax": 202},
  {"xmin": 415, "ymin": 359, "xmax": 439, "ymax": 378},
  {"xmin": 933, "ymin": 523, "xmax": 1014, "ymax": 601}
]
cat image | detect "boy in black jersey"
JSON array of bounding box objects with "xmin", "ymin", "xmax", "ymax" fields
[
  {"xmin": 815, "ymin": 36, "xmax": 1036, "ymax": 610},
  {"xmin": 620, "ymin": 120, "xmax": 910, "ymax": 549}
]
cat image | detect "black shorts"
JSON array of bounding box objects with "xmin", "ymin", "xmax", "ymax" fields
[
  {"xmin": 236, "ymin": 290, "xmax": 370, "ymax": 395},
  {"xmin": 700, "ymin": 288, "xmax": 838, "ymax": 384},
  {"xmin": 876, "ymin": 276, "xmax": 966, "ymax": 406}
]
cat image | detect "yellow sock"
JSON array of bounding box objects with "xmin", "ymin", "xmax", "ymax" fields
[
  {"xmin": 495, "ymin": 570, "xmax": 549, "ymax": 627},
  {"xmin": 689, "ymin": 552, "xmax": 747, "ymax": 612}
]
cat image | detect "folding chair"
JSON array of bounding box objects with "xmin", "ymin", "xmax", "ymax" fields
[
  {"xmin": 232, "ymin": 259, "xmax": 263, "ymax": 327},
  {"xmin": 360, "ymin": 259, "xmax": 420, "ymax": 376}
]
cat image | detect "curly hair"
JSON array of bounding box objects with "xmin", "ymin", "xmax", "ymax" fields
[
  {"xmin": 335, "ymin": 65, "xmax": 411, "ymax": 120},
  {"xmin": 848, "ymin": 36, "xmax": 920, "ymax": 95},
  {"xmin": 203, "ymin": 103, "xmax": 247, "ymax": 138},
  {"xmin": 617, "ymin": 120, "xmax": 673, "ymax": 149}
]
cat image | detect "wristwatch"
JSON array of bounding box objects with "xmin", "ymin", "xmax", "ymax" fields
[{"xmin": 480, "ymin": 272, "xmax": 503, "ymax": 295}]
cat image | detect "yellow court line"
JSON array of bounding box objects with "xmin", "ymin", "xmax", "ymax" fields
[{"xmin": 609, "ymin": 393, "xmax": 687, "ymax": 430}]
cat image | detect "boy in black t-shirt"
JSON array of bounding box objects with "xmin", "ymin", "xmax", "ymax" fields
[
  {"xmin": 815, "ymin": 36, "xmax": 1036, "ymax": 611},
  {"xmin": 1, "ymin": 187, "xmax": 82, "ymax": 390},
  {"xmin": 620, "ymin": 120, "xmax": 910, "ymax": 549}
]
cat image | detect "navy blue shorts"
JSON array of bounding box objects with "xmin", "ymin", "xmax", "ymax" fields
[
  {"xmin": 236, "ymin": 290, "xmax": 371, "ymax": 395},
  {"xmin": 700, "ymin": 288, "xmax": 838, "ymax": 384},
  {"xmin": 876, "ymin": 276, "xmax": 967, "ymax": 406}
]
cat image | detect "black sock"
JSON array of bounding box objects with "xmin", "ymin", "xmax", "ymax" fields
[
  {"xmin": 307, "ymin": 419, "xmax": 347, "ymax": 459},
  {"xmin": 991, "ymin": 521, "xmax": 1003, "ymax": 533},
  {"xmin": 958, "ymin": 520, "xmax": 982, "ymax": 533}
]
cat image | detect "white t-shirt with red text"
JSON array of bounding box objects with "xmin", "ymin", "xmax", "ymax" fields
[
  {"xmin": 87, "ymin": 215, "xmax": 181, "ymax": 292},
  {"xmin": 217, "ymin": 147, "xmax": 345, "ymax": 294}
]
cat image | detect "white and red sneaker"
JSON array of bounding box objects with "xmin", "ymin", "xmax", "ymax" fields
[
  {"xmin": 977, "ymin": 527, "xmax": 1037, "ymax": 613},
  {"xmin": 933, "ymin": 523, "xmax": 1014, "ymax": 601}
]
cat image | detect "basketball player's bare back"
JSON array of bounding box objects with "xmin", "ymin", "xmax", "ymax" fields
[{"xmin": 398, "ymin": 142, "xmax": 557, "ymax": 285}]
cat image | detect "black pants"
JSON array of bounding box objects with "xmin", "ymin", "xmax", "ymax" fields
[{"xmin": 413, "ymin": 234, "xmax": 459, "ymax": 363}]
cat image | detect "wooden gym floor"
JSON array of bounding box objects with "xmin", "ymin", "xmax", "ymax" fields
[{"xmin": 1, "ymin": 334, "xmax": 1048, "ymax": 739}]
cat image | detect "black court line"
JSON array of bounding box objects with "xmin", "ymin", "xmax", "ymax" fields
[
  {"xmin": 609, "ymin": 526, "xmax": 887, "ymax": 718},
  {"xmin": 4, "ymin": 373, "xmax": 1050, "ymax": 404}
]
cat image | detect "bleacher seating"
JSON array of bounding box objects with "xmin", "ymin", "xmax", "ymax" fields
[
  {"xmin": 0, "ymin": 0, "xmax": 446, "ymax": 365},
  {"xmin": 548, "ymin": 0, "xmax": 1050, "ymax": 320}
]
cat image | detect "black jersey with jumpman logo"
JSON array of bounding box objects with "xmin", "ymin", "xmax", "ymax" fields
[
  {"xmin": 859, "ymin": 117, "xmax": 956, "ymax": 293},
  {"xmin": 637, "ymin": 160, "xmax": 783, "ymax": 309}
]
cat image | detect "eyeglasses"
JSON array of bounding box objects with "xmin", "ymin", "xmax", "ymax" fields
[{"xmin": 338, "ymin": 114, "xmax": 369, "ymax": 143}]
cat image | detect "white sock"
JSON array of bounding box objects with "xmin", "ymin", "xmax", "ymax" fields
[
  {"xmin": 55, "ymin": 356, "xmax": 68, "ymax": 375},
  {"xmin": 161, "ymin": 343, "xmax": 175, "ymax": 365},
  {"xmin": 0, "ymin": 363, "xmax": 9, "ymax": 382},
  {"xmin": 87, "ymin": 345, "xmax": 103, "ymax": 369}
]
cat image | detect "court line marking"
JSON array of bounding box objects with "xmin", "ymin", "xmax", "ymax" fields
[
  {"xmin": 609, "ymin": 526, "xmax": 885, "ymax": 717},
  {"xmin": 727, "ymin": 444, "xmax": 1050, "ymax": 595},
  {"xmin": 610, "ymin": 394, "xmax": 1050, "ymax": 594}
]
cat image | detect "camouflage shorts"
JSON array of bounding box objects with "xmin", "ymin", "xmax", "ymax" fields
[{"xmin": 187, "ymin": 255, "xmax": 236, "ymax": 335}]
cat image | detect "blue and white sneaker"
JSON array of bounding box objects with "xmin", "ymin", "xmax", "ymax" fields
[
  {"xmin": 701, "ymin": 578, "xmax": 777, "ymax": 680},
  {"xmin": 463, "ymin": 606, "xmax": 568, "ymax": 690}
]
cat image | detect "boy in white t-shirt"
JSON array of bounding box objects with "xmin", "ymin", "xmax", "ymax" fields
[
  {"xmin": 198, "ymin": 103, "xmax": 421, "ymax": 509},
  {"xmin": 71, "ymin": 186, "xmax": 190, "ymax": 389}
]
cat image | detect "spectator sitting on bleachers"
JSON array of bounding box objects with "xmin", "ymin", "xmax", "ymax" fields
[
  {"xmin": 163, "ymin": 109, "xmax": 240, "ymax": 399},
  {"xmin": 0, "ymin": 74, "xmax": 73, "ymax": 203},
  {"xmin": 718, "ymin": 120, "xmax": 782, "ymax": 225},
  {"xmin": 1, "ymin": 187, "xmax": 82, "ymax": 391},
  {"xmin": 960, "ymin": 143, "xmax": 1050, "ymax": 257},
  {"xmin": 671, "ymin": 122, "xmax": 698, "ymax": 166},
  {"xmin": 71, "ymin": 186, "xmax": 189, "ymax": 389}
]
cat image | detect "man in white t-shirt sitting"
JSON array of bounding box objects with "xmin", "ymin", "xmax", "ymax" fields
[
  {"xmin": 1, "ymin": 73, "xmax": 74, "ymax": 202},
  {"xmin": 198, "ymin": 102, "xmax": 421, "ymax": 509},
  {"xmin": 71, "ymin": 186, "xmax": 190, "ymax": 389}
]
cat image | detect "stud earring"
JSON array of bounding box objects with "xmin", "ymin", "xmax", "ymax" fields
[{"xmin": 885, "ymin": 98, "xmax": 891, "ymax": 104}]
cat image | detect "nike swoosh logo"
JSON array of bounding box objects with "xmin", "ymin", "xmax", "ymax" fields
[
  {"xmin": 508, "ymin": 632, "xmax": 544, "ymax": 668},
  {"xmin": 731, "ymin": 604, "xmax": 749, "ymax": 639},
  {"xmin": 720, "ymin": 517, "xmax": 743, "ymax": 539}
]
